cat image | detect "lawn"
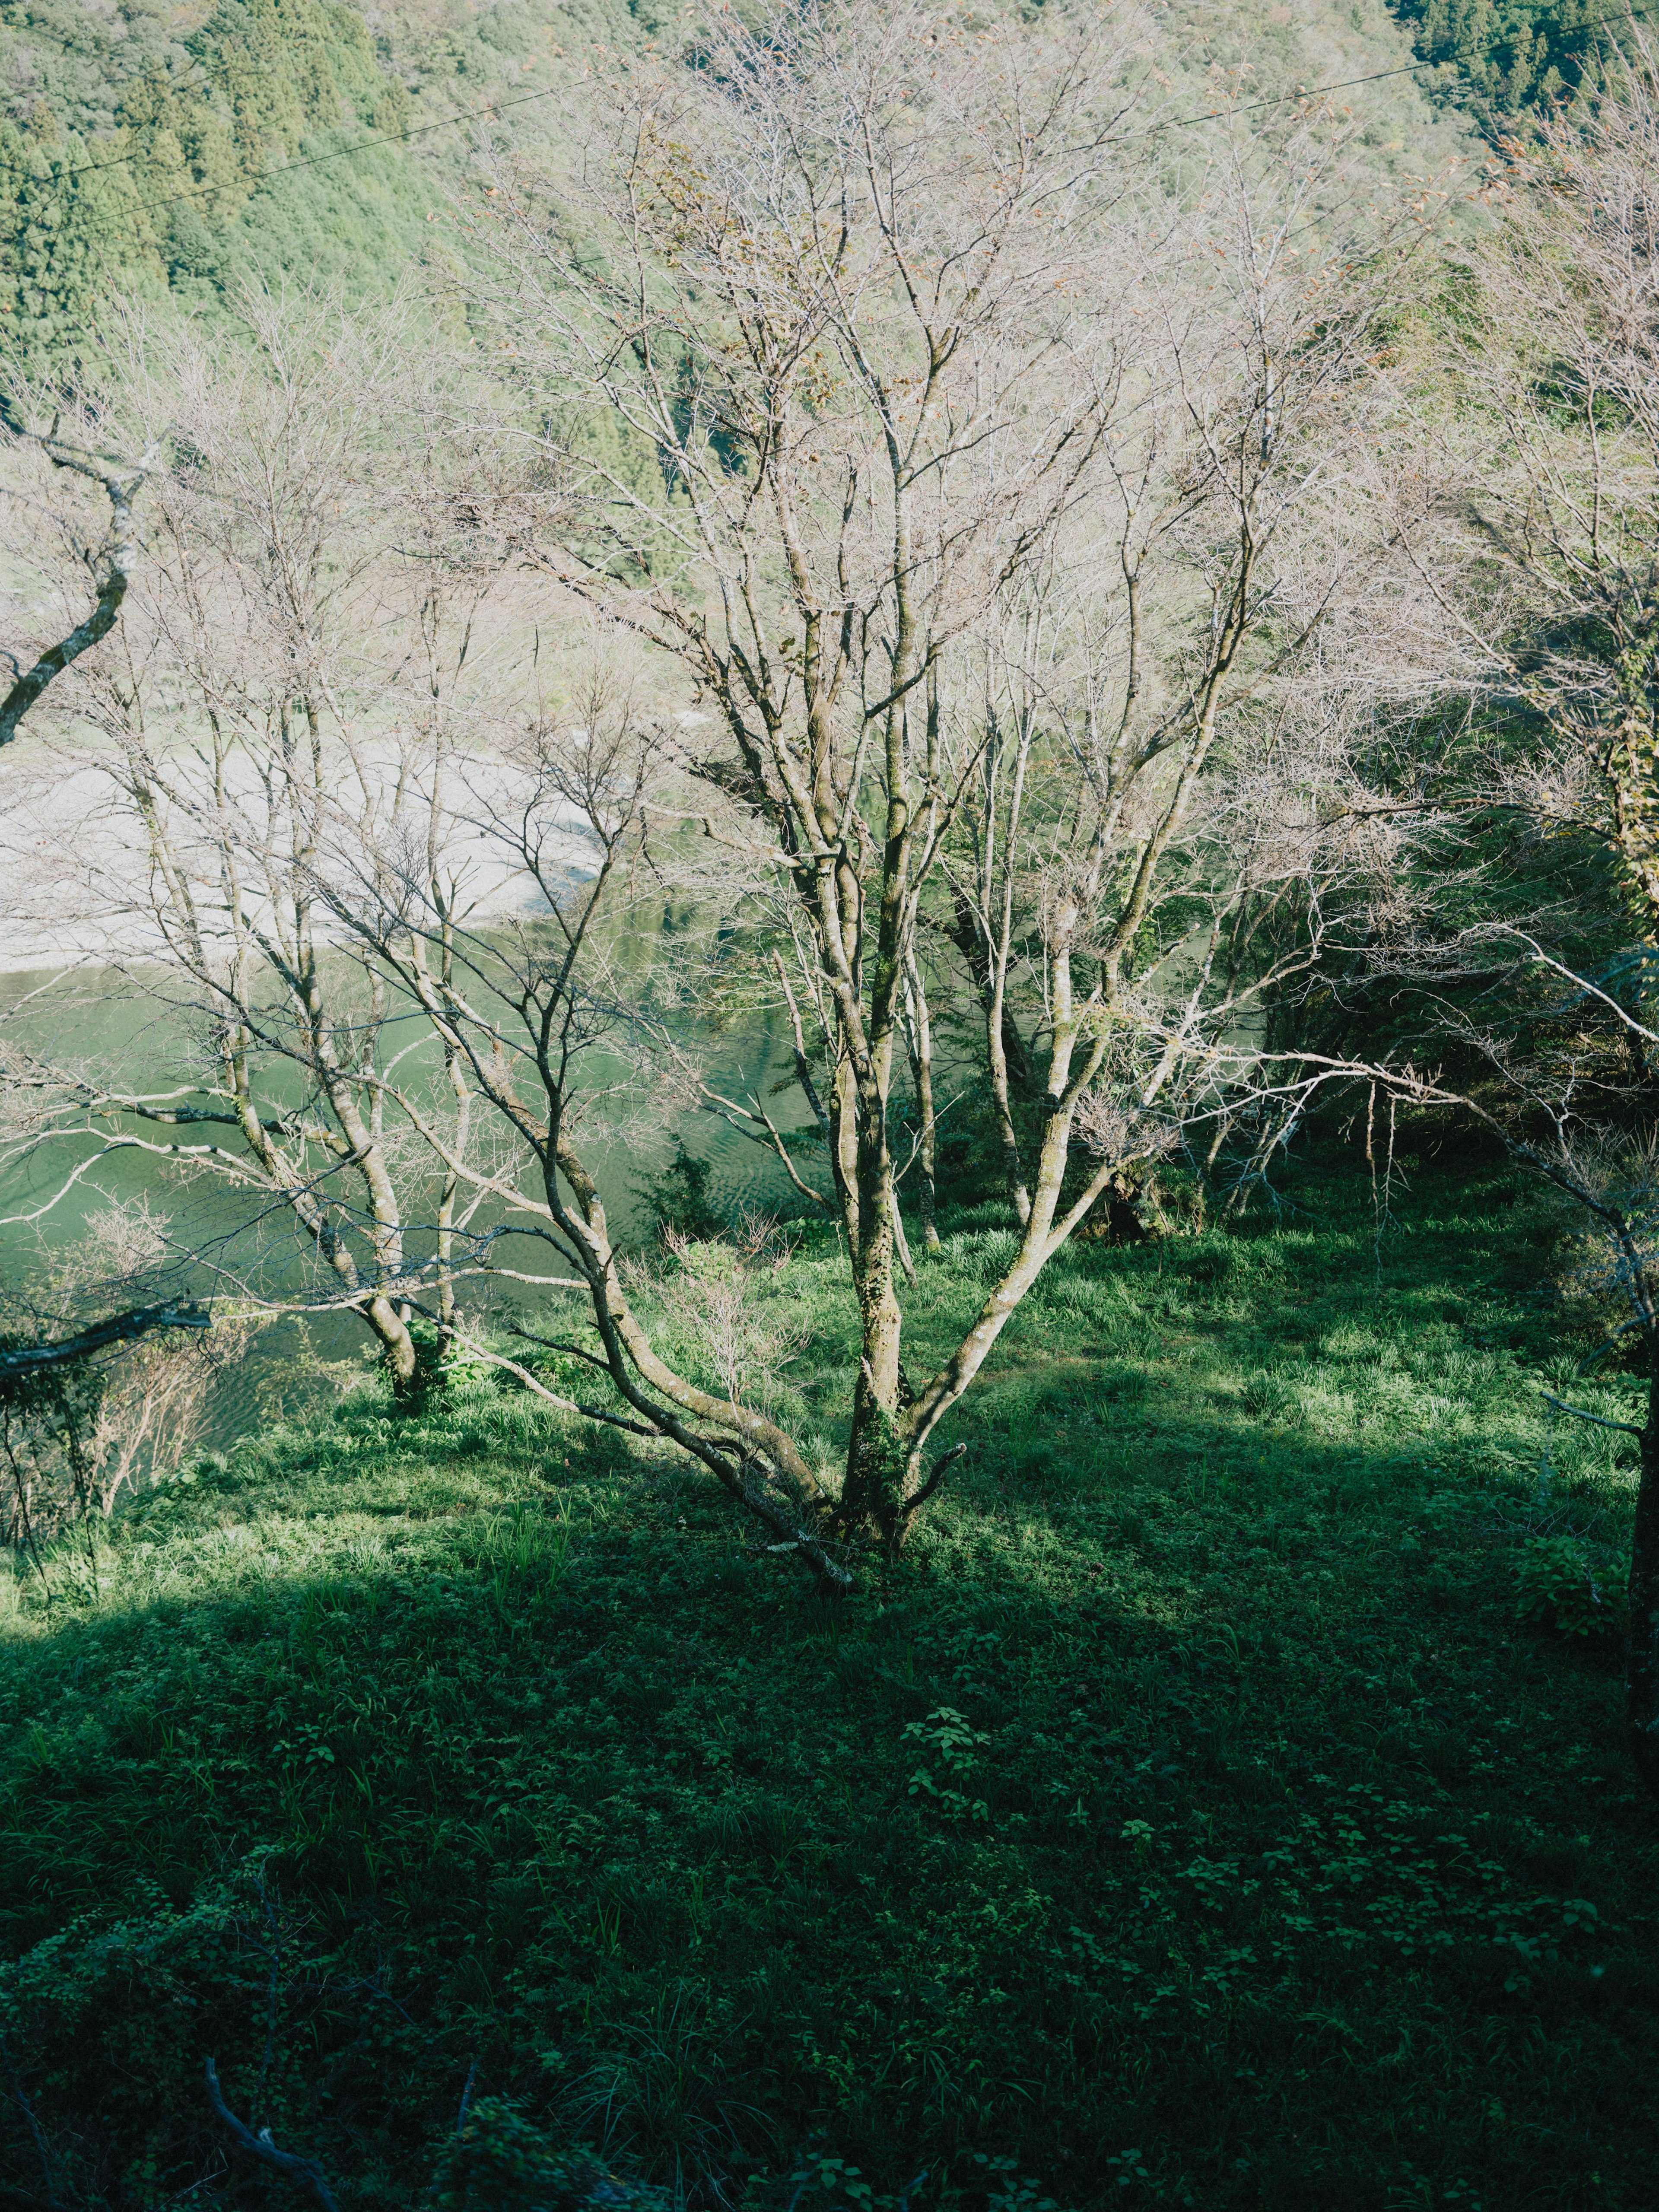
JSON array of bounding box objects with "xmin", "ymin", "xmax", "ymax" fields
[{"xmin": 2, "ymin": 1154, "xmax": 1655, "ymax": 2211}]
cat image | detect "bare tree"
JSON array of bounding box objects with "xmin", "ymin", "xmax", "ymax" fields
[
  {"xmin": 0, "ymin": 11, "xmax": 1452, "ymax": 1596},
  {"xmin": 1435, "ymin": 50, "xmax": 1659, "ymax": 1797},
  {"xmin": 0, "ymin": 387, "xmax": 156, "ymax": 747},
  {"xmin": 286, "ymin": 0, "xmax": 1433, "ymax": 1580},
  {"xmin": 0, "ymin": 297, "xmax": 554, "ymax": 1388},
  {"xmin": 1260, "ymin": 44, "xmax": 1659, "ymax": 1797}
]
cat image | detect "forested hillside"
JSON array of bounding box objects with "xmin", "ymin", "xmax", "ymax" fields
[
  {"xmin": 0, "ymin": 0, "xmax": 1503, "ymax": 380},
  {"xmin": 0, "ymin": 0, "xmax": 603, "ymax": 371},
  {"xmin": 0, "ymin": 0, "xmax": 1625, "ymax": 385},
  {"xmin": 1398, "ymin": 0, "xmax": 1614, "ymax": 108}
]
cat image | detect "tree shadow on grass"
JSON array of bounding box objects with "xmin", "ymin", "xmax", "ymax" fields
[{"xmin": 1, "ymin": 1324, "xmax": 1658, "ymax": 2211}]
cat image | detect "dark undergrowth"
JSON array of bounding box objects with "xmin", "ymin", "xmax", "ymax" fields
[{"xmin": 1, "ymin": 1157, "xmax": 1656, "ymax": 2210}]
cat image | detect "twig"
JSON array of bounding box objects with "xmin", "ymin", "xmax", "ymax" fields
[
  {"xmin": 447, "ymin": 1330, "xmax": 659, "ymax": 1437},
  {"xmin": 696, "ymin": 1078, "xmax": 835, "ymax": 1216},
  {"xmin": 203, "ymin": 2058, "xmax": 341, "ymax": 2212},
  {"xmin": 504, "ymin": 1324, "xmax": 611, "ymax": 1376},
  {"xmin": 1540, "ymin": 1391, "xmax": 1644, "ymax": 1438},
  {"xmin": 890, "ymin": 1195, "xmax": 918, "ymax": 1288},
  {"xmin": 901, "ymin": 1442, "xmax": 968, "ymax": 1524},
  {"xmin": 0, "ymin": 2033, "xmax": 64, "ymax": 2212}
]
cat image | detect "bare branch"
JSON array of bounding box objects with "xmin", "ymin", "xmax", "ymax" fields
[
  {"xmin": 0, "ymin": 1302, "xmax": 210, "ymax": 1386},
  {"xmin": 204, "ymin": 2059, "xmax": 340, "ymax": 2212}
]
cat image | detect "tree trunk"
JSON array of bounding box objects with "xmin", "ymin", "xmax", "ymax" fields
[
  {"xmin": 1627, "ymin": 1365, "xmax": 1659, "ymax": 1798},
  {"xmin": 945, "ymin": 895, "xmax": 1031, "ymax": 1225},
  {"xmin": 435, "ymin": 1040, "xmax": 470, "ymax": 1360},
  {"xmin": 837, "ymin": 1128, "xmax": 906, "ymax": 1545},
  {"xmin": 842, "ymin": 1375, "xmax": 905, "ymax": 1546},
  {"xmin": 831, "ymin": 1051, "xmax": 861, "ymax": 1247},
  {"xmin": 905, "ymin": 957, "xmax": 941, "ymax": 1252},
  {"xmin": 365, "ymin": 1294, "xmax": 420, "ymax": 1393},
  {"xmin": 988, "ymin": 1015, "xmax": 1031, "ymax": 1229}
]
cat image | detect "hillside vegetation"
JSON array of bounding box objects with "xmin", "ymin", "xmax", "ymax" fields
[
  {"xmin": 0, "ymin": 0, "xmax": 1491, "ymax": 378},
  {"xmin": 10, "ymin": 3, "xmax": 1659, "ymax": 2208},
  {"xmin": 0, "ymin": 0, "xmax": 1622, "ymax": 381},
  {"xmin": 3, "ymin": 1160, "xmax": 1656, "ymax": 2209},
  {"xmin": 0, "ymin": 0, "xmax": 604, "ymax": 370}
]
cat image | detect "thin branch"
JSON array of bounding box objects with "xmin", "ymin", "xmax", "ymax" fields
[
  {"xmin": 1540, "ymin": 1390, "xmax": 1645, "ymax": 1438},
  {"xmin": 445, "ymin": 1329, "xmax": 661, "ymax": 1438},
  {"xmin": 900, "ymin": 1440, "xmax": 967, "ymax": 1524},
  {"xmin": 203, "ymin": 2059, "xmax": 340, "ymax": 2212}
]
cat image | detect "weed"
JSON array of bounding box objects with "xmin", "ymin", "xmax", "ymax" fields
[{"xmin": 1515, "ymin": 1534, "xmax": 1626, "ymax": 1641}]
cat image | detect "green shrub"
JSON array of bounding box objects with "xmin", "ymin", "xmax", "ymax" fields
[
  {"xmin": 434, "ymin": 2097, "xmax": 670, "ymax": 2212},
  {"xmin": 1515, "ymin": 1535, "xmax": 1625, "ymax": 1640},
  {"xmin": 633, "ymin": 1138, "xmax": 728, "ymax": 1243}
]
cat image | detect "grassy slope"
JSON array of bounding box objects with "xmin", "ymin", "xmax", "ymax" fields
[{"xmin": 3, "ymin": 1158, "xmax": 1658, "ymax": 2210}]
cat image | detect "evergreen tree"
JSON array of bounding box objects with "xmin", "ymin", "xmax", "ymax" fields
[
  {"xmin": 1397, "ymin": 0, "xmax": 1610, "ymax": 109},
  {"xmin": 0, "ymin": 111, "xmax": 160, "ymax": 381}
]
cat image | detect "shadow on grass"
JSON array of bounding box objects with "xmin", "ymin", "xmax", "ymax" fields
[{"xmin": 2, "ymin": 1166, "xmax": 1657, "ymax": 2210}]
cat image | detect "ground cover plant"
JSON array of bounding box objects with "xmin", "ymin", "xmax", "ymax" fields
[{"xmin": 2, "ymin": 1153, "xmax": 1656, "ymax": 2210}]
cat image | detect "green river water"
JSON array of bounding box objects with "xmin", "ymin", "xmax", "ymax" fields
[{"xmin": 0, "ymin": 964, "xmax": 807, "ymax": 1449}]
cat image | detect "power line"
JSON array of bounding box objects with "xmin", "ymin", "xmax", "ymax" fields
[
  {"xmin": 1141, "ymin": 0, "xmax": 1656, "ymax": 137},
  {"xmin": 1, "ymin": 0, "xmax": 1653, "ymax": 238},
  {"xmin": 0, "ymin": 73, "xmax": 567, "ymax": 194}
]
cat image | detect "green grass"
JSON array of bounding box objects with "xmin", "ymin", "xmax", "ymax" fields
[{"xmin": 2, "ymin": 1157, "xmax": 1657, "ymax": 2210}]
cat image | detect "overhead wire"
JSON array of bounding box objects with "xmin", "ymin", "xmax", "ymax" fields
[
  {"xmin": 0, "ymin": 0, "xmax": 1655, "ymax": 234},
  {"xmin": 0, "ymin": 71, "xmax": 569, "ymax": 191},
  {"xmin": 1135, "ymin": 0, "xmax": 1659, "ymax": 138}
]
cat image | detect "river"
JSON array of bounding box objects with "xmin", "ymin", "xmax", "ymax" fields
[{"xmin": 0, "ymin": 958, "xmax": 810, "ymax": 1452}]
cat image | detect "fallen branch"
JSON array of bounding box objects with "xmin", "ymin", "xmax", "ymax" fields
[
  {"xmin": 0, "ymin": 1301, "xmax": 210, "ymax": 1385},
  {"xmin": 204, "ymin": 2058, "xmax": 340, "ymax": 2212}
]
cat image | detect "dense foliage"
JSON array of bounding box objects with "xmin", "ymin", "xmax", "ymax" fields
[
  {"xmin": 0, "ymin": 0, "xmax": 414, "ymax": 372},
  {"xmin": 1397, "ymin": 0, "xmax": 1616, "ymax": 108},
  {"xmin": 0, "ymin": 0, "xmax": 1486, "ymax": 379},
  {"xmin": 0, "ymin": 0, "xmax": 636, "ymax": 375}
]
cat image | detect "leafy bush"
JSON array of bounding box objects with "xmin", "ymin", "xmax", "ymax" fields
[
  {"xmin": 435, "ymin": 2098, "xmax": 670, "ymax": 2212},
  {"xmin": 1074, "ymin": 1169, "xmax": 1207, "ymax": 1246},
  {"xmin": 1515, "ymin": 1534, "xmax": 1625, "ymax": 1640},
  {"xmin": 633, "ymin": 1138, "xmax": 728, "ymax": 1244}
]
